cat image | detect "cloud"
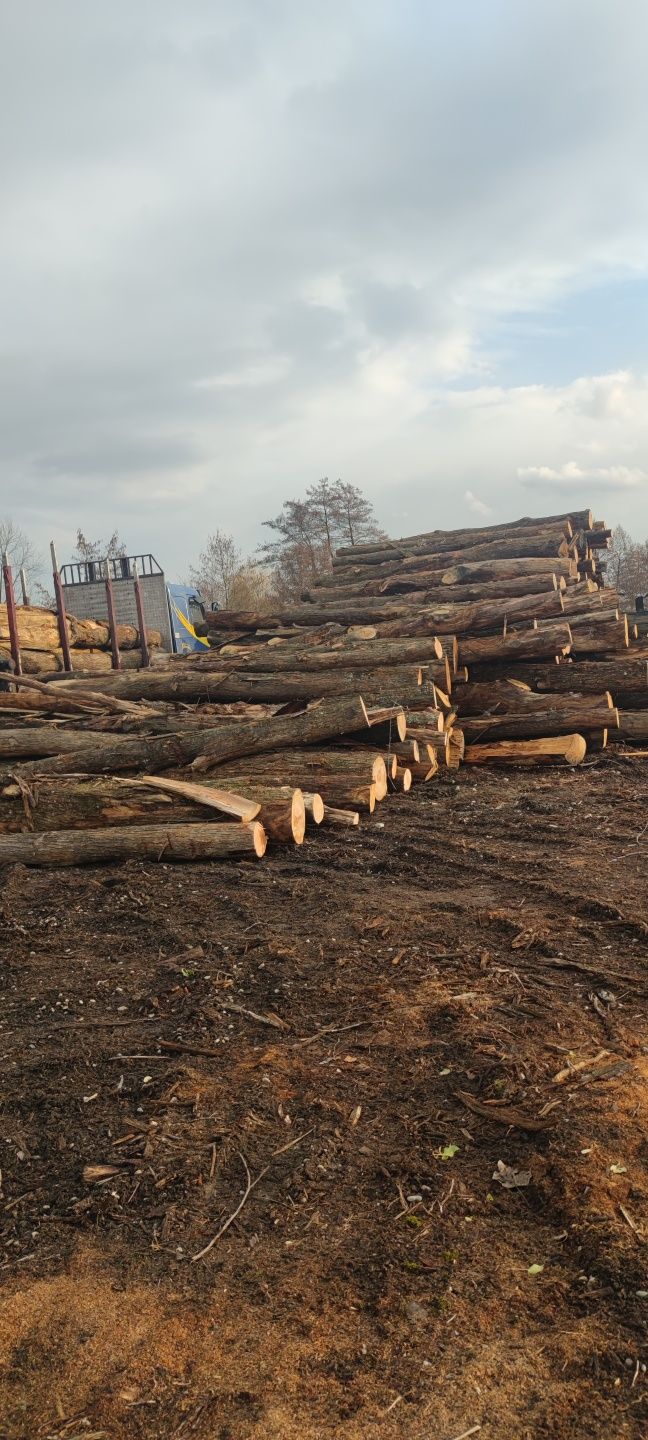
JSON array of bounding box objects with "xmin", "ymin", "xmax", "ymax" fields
[
  {"xmin": 464, "ymin": 490, "xmax": 492, "ymax": 515},
  {"xmin": 1, "ymin": 1, "xmax": 648, "ymax": 574}
]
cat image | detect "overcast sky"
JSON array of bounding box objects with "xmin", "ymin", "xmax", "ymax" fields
[{"xmin": 2, "ymin": 0, "xmax": 648, "ymax": 578}]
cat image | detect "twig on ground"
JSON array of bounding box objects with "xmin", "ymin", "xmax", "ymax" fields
[{"xmin": 192, "ymin": 1130, "xmax": 313, "ymax": 1262}]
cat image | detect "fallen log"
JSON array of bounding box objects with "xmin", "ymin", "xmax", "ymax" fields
[
  {"xmin": 463, "ymin": 735, "xmax": 588, "ymax": 766},
  {"xmin": 320, "ymin": 804, "xmax": 360, "ymax": 826},
  {"xmin": 453, "ymin": 681, "xmax": 614, "ymax": 715},
  {"xmin": 615, "ymin": 712, "xmax": 648, "ymax": 744},
  {"xmin": 0, "ymin": 821, "xmax": 267, "ymax": 866},
  {"xmin": 0, "ymin": 777, "xmax": 214, "ymax": 832},
  {"xmin": 204, "ymin": 638, "xmax": 444, "ymax": 669},
  {"xmin": 569, "ymin": 618, "xmax": 629, "ymax": 655}
]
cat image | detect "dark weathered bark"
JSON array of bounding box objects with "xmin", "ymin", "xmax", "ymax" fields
[
  {"xmin": 0, "ymin": 821, "xmax": 267, "ymax": 866},
  {"xmin": 569, "ymin": 618, "xmax": 629, "ymax": 655},
  {"xmin": 614, "ymin": 712, "xmax": 648, "ymax": 743},
  {"xmin": 0, "ymin": 777, "xmax": 212, "ymax": 832}
]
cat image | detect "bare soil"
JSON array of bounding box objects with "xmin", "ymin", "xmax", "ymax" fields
[{"xmin": 0, "ymin": 752, "xmax": 647, "ymax": 1439}]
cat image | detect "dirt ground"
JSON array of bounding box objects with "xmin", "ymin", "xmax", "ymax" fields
[{"xmin": 0, "ymin": 752, "xmax": 647, "ymax": 1440}]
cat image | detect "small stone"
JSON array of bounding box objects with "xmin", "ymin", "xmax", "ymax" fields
[{"xmin": 405, "ymin": 1300, "xmax": 427, "ymax": 1324}]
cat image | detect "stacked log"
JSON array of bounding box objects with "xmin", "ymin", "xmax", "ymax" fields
[
  {"xmin": 0, "ymin": 602, "xmax": 162, "ymax": 673},
  {"xmin": 1, "ymin": 505, "xmax": 645, "ymax": 869}
]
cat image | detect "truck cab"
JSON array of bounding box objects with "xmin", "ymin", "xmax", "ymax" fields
[{"xmin": 166, "ymin": 583, "xmax": 211, "ymax": 653}]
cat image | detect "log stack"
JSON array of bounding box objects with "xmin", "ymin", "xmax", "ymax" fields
[
  {"xmin": 0, "ymin": 603, "xmax": 163, "ymax": 674},
  {"xmin": 0, "ymin": 505, "xmax": 645, "ymax": 869}
]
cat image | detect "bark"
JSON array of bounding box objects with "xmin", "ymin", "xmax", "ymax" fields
[
  {"xmin": 464, "ymin": 660, "xmax": 648, "ymax": 695},
  {"xmin": 460, "ymin": 708, "xmax": 618, "ymax": 741},
  {"xmin": 615, "ymin": 712, "xmax": 648, "ymax": 743},
  {"xmin": 365, "ymin": 707, "xmax": 407, "ymax": 740},
  {"xmin": 407, "ymin": 730, "xmax": 449, "ymax": 759},
  {"xmin": 0, "ymin": 778, "xmax": 213, "ymax": 832},
  {"xmin": 0, "ymin": 821, "xmax": 267, "ymax": 866},
  {"xmin": 365, "ymin": 591, "xmax": 564, "ymax": 638},
  {"xmin": 392, "ymin": 766, "xmax": 412, "ymax": 791},
  {"xmin": 14, "ymin": 695, "xmax": 370, "ymax": 780},
  {"xmin": 569, "ymin": 618, "xmax": 629, "ymax": 655},
  {"xmin": 407, "ymin": 757, "xmax": 439, "ymax": 780},
  {"xmin": 463, "ymin": 735, "xmax": 588, "ymax": 766},
  {"xmin": 47, "ymin": 665, "xmax": 427, "ymax": 704},
  {"xmin": 207, "ymin": 638, "xmax": 444, "ymax": 669},
  {"xmin": 129, "ymin": 775, "xmax": 261, "ymax": 820},
  {"xmin": 458, "ymin": 625, "xmax": 573, "ymax": 665},
  {"xmin": 453, "ymin": 681, "xmax": 614, "ymax": 715},
  {"xmin": 7, "ymin": 647, "xmax": 153, "ymax": 675},
  {"xmin": 443, "ymin": 558, "xmax": 577, "ymax": 585}
]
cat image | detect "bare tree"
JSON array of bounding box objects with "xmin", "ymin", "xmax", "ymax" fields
[
  {"xmin": 332, "ymin": 481, "xmax": 386, "ymax": 548},
  {"xmin": 73, "ymin": 529, "xmax": 127, "ymax": 563},
  {"xmin": 190, "ymin": 531, "xmax": 244, "ymax": 609},
  {"xmin": 608, "ymin": 526, "xmax": 648, "ymax": 605},
  {"xmin": 259, "ymin": 480, "xmax": 383, "ymax": 597},
  {"xmin": 0, "ymin": 517, "xmax": 41, "ymax": 579}
]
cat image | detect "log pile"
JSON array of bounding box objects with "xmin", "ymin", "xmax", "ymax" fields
[
  {"xmin": 0, "ymin": 603, "xmax": 162, "ymax": 674},
  {"xmin": 0, "ymin": 506, "xmax": 645, "ymax": 868}
]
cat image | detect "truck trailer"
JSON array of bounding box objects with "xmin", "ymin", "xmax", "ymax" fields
[{"xmin": 60, "ymin": 553, "xmax": 210, "ymax": 655}]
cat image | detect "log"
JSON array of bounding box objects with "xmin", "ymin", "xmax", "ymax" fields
[
  {"xmin": 301, "ymin": 792, "xmax": 325, "ymax": 824},
  {"xmin": 366, "ymin": 707, "xmax": 407, "ymax": 741},
  {"xmin": 464, "ymin": 735, "xmax": 587, "ymax": 767},
  {"xmin": 0, "ymin": 777, "xmax": 213, "ymax": 832},
  {"xmin": 320, "ymin": 804, "xmax": 360, "ymax": 826},
  {"xmin": 13, "ymin": 695, "xmax": 370, "ymax": 780},
  {"xmin": 408, "ymin": 730, "xmax": 448, "ymax": 757},
  {"xmin": 458, "ymin": 625, "xmax": 573, "ymax": 665},
  {"xmin": 392, "ymin": 765, "xmax": 412, "ymax": 791},
  {"xmin": 0, "ymin": 646, "xmax": 154, "ymax": 675},
  {"xmin": 446, "ymin": 730, "xmax": 465, "ymax": 767},
  {"xmin": 443, "ymin": 558, "xmax": 577, "ymax": 584},
  {"xmin": 204, "ymin": 638, "xmax": 444, "ymax": 669},
  {"xmin": 569, "ymin": 618, "xmax": 629, "ymax": 655},
  {"xmin": 46, "ymin": 665, "xmax": 427, "ymax": 705},
  {"xmin": 614, "ymin": 712, "xmax": 648, "ymax": 744},
  {"xmin": 454, "ymin": 681, "xmax": 614, "ymax": 716},
  {"xmin": 333, "ymin": 512, "xmax": 591, "ymax": 558},
  {"xmin": 308, "ymin": 781, "xmax": 376, "ymax": 811},
  {"xmin": 460, "ymin": 708, "xmax": 618, "ymax": 741},
  {"xmin": 407, "ymin": 758, "xmax": 439, "ymax": 780},
  {"xmin": 465, "ymin": 659, "xmax": 648, "ymax": 695},
  {"xmin": 404, "ymin": 708, "xmax": 445, "ymax": 732},
  {"xmin": 129, "ymin": 775, "xmax": 261, "ymax": 820},
  {"xmin": 364, "ymin": 591, "xmax": 565, "ymax": 638},
  {"xmin": 0, "ymin": 821, "xmax": 267, "ymax": 866},
  {"xmin": 214, "ymin": 753, "xmax": 388, "ymax": 801}
]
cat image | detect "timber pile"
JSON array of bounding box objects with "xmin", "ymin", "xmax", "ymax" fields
[
  {"xmin": 0, "ymin": 603, "xmax": 163, "ymax": 674},
  {"xmin": 1, "ymin": 506, "xmax": 646, "ymax": 869}
]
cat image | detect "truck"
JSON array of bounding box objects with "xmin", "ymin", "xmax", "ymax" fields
[{"xmin": 60, "ymin": 553, "xmax": 211, "ymax": 655}]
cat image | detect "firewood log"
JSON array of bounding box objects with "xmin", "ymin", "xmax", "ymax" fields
[
  {"xmin": 463, "ymin": 660, "xmax": 647, "ymax": 695},
  {"xmin": 458, "ymin": 625, "xmax": 573, "ymax": 665},
  {"xmin": 443, "ymin": 558, "xmax": 577, "ymax": 585},
  {"xmin": 204, "ymin": 638, "xmax": 444, "ymax": 669},
  {"xmin": 46, "ymin": 665, "xmax": 428, "ymax": 706},
  {"xmin": 460, "ymin": 707, "xmax": 618, "ymax": 740},
  {"xmin": 320, "ymin": 804, "xmax": 360, "ymax": 826},
  {"xmin": 453, "ymin": 681, "xmax": 614, "ymax": 715},
  {"xmin": 614, "ymin": 712, "xmax": 648, "ymax": 744}
]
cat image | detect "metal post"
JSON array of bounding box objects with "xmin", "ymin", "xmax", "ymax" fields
[
  {"xmin": 2, "ymin": 553, "xmax": 22, "ymax": 676},
  {"xmin": 50, "ymin": 541, "xmax": 73, "ymax": 672},
  {"xmin": 104, "ymin": 563, "xmax": 122, "ymax": 670},
  {"xmin": 132, "ymin": 561, "xmax": 150, "ymax": 667},
  {"xmin": 19, "ymin": 568, "xmax": 30, "ymax": 606}
]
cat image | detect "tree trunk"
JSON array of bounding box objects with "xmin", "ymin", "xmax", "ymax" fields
[
  {"xmin": 206, "ymin": 638, "xmax": 444, "ymax": 669},
  {"xmin": 0, "ymin": 777, "xmax": 212, "ymax": 832},
  {"xmin": 443, "ymin": 558, "xmax": 577, "ymax": 585},
  {"xmin": 460, "ymin": 708, "xmax": 618, "ymax": 741},
  {"xmin": 463, "ymin": 735, "xmax": 588, "ymax": 766},
  {"xmin": 13, "ymin": 695, "xmax": 370, "ymax": 780},
  {"xmin": 570, "ymin": 618, "xmax": 629, "ymax": 655},
  {"xmin": 453, "ymin": 681, "xmax": 614, "ymax": 715},
  {"xmin": 464, "ymin": 659, "xmax": 647, "ymax": 695},
  {"xmin": 0, "ymin": 821, "xmax": 267, "ymax": 866},
  {"xmin": 47, "ymin": 665, "xmax": 427, "ymax": 705},
  {"xmin": 458, "ymin": 625, "xmax": 573, "ymax": 665},
  {"xmin": 348, "ymin": 574, "xmax": 566, "ymax": 602},
  {"xmin": 615, "ymin": 712, "xmax": 648, "ymax": 744}
]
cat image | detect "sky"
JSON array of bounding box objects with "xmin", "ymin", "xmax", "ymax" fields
[{"xmin": 2, "ymin": 0, "xmax": 648, "ymax": 581}]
